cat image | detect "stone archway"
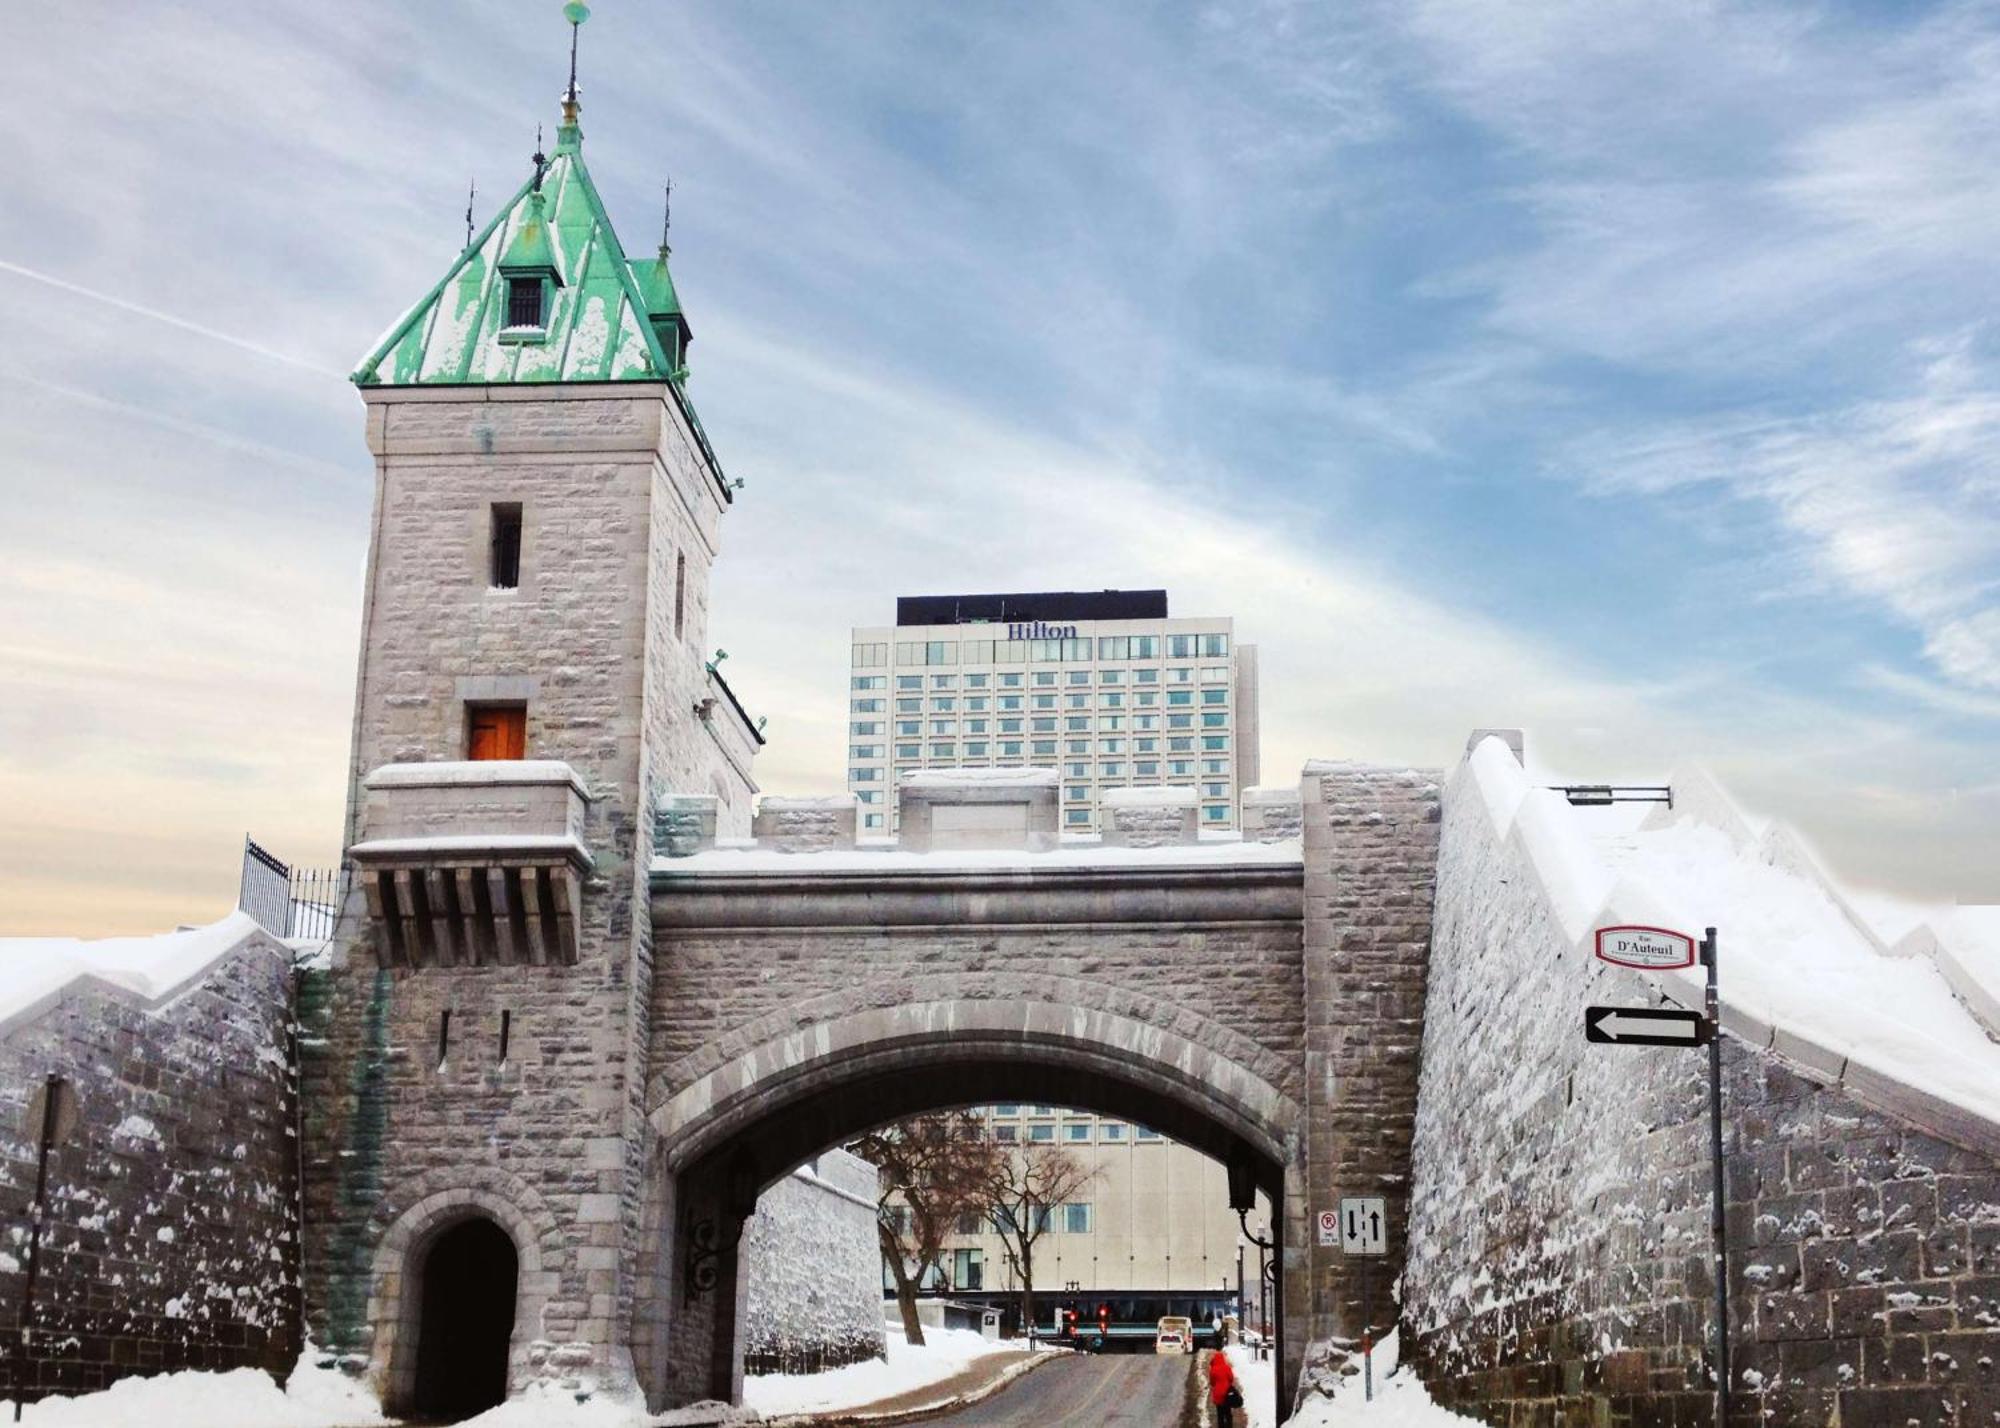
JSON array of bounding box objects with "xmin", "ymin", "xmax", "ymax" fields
[
  {"xmin": 412, "ymin": 1217, "xmax": 517, "ymax": 1418},
  {"xmin": 633, "ymin": 999, "xmax": 1306, "ymax": 1417},
  {"xmin": 366, "ymin": 1179, "xmax": 555, "ymax": 1415}
]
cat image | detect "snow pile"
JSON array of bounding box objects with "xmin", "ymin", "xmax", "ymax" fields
[
  {"xmin": 452, "ymin": 1380, "xmax": 650, "ymax": 1428},
  {"xmin": 1223, "ymin": 1344, "xmax": 1277, "ymax": 1428},
  {"xmin": 0, "ymin": 911, "xmax": 270, "ymax": 1029},
  {"xmin": 741, "ymin": 1325, "xmax": 1015, "ymax": 1418},
  {"xmin": 1284, "ymin": 1332, "xmax": 1480, "ymax": 1427},
  {"xmin": 659, "ymin": 839, "xmax": 1298, "ymax": 876},
  {"xmin": 11, "ymin": 1343, "xmax": 389, "ymax": 1427},
  {"xmin": 899, "ymin": 767, "xmax": 1059, "ymax": 788},
  {"xmin": 1102, "ymin": 785, "xmax": 1199, "ymax": 808}
]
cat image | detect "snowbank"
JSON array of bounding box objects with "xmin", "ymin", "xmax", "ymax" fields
[
  {"xmin": 0, "ymin": 911, "xmax": 273, "ymax": 1032},
  {"xmin": 10, "ymin": 1344, "xmax": 389, "ymax": 1427},
  {"xmin": 1102, "ymin": 785, "xmax": 1199, "ymax": 808},
  {"xmin": 451, "ymin": 1381, "xmax": 650, "ymax": 1427},
  {"xmin": 1284, "ymin": 1332, "xmax": 1479, "ymax": 1427},
  {"xmin": 741, "ymin": 1325, "xmax": 1014, "ymax": 1417}
]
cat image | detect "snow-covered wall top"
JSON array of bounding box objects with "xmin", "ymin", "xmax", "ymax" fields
[
  {"xmin": 1459, "ymin": 735, "xmax": 2000, "ymax": 1142},
  {"xmin": 0, "ymin": 911, "xmax": 286, "ymax": 1036}
]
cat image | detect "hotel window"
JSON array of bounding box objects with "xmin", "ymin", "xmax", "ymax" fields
[
  {"xmin": 932, "ymin": 697, "xmax": 956, "ymax": 712},
  {"xmin": 1099, "ymin": 715, "xmax": 1124, "ymax": 731},
  {"xmin": 1136, "ymin": 1126, "xmax": 1162, "ymax": 1141},
  {"xmin": 851, "ymin": 721, "xmax": 881, "ymax": 736},
  {"xmin": 967, "ymin": 673, "xmax": 988, "ymax": 688},
  {"xmin": 1100, "ymin": 1123, "xmax": 1125, "ymax": 1142},
  {"xmin": 1169, "ymin": 737, "xmax": 1194, "ymax": 752},
  {"xmin": 1065, "ymin": 1123, "xmax": 1091, "ymax": 1143},
  {"xmin": 1136, "ymin": 761, "xmax": 1159, "ymax": 777},
  {"xmin": 1101, "ymin": 761, "xmax": 1125, "ymax": 778},
  {"xmin": 1066, "ymin": 693, "xmax": 1089, "ymax": 709},
  {"xmin": 896, "ymin": 721, "xmax": 921, "ymax": 736},
  {"xmin": 1100, "ymin": 737, "xmax": 1125, "ymax": 754},
  {"xmin": 1000, "ymin": 741, "xmax": 1023, "ymax": 756},
  {"xmin": 1135, "ymin": 737, "xmax": 1158, "ymax": 752},
  {"xmin": 895, "ymin": 640, "xmax": 957, "ymax": 665},
  {"xmin": 854, "ymin": 698, "xmax": 884, "ymax": 713},
  {"xmin": 1202, "ymin": 712, "xmax": 1227, "ymax": 728},
  {"xmin": 1027, "ymin": 639, "xmax": 1059, "ymax": 661},
  {"xmin": 933, "ymin": 674, "xmax": 957, "ymax": 689},
  {"xmin": 1203, "ymin": 665, "xmax": 1230, "ymax": 682},
  {"xmin": 1169, "ymin": 666, "xmax": 1194, "ymax": 683},
  {"xmin": 1066, "ymin": 740, "xmax": 1090, "ymax": 754},
  {"xmin": 1202, "ymin": 688, "xmax": 1228, "ymax": 704},
  {"xmin": 961, "ymin": 640, "xmax": 996, "ymax": 664},
  {"xmin": 1067, "ymin": 671, "xmax": 1090, "ymax": 686},
  {"xmin": 851, "ymin": 767, "xmax": 880, "ymax": 782},
  {"xmin": 1031, "ymin": 718, "xmax": 1056, "ymax": 733},
  {"xmin": 1099, "ymin": 670, "xmax": 1123, "ymax": 685},
  {"xmin": 932, "ymin": 719, "xmax": 958, "ymax": 734},
  {"xmin": 953, "ymin": 1247, "xmax": 984, "ymax": 1290},
  {"xmin": 968, "ymin": 719, "xmax": 989, "ymax": 734},
  {"xmin": 1203, "ymin": 736, "xmax": 1229, "ymax": 751},
  {"xmin": 1168, "ymin": 714, "xmax": 1194, "ymax": 729},
  {"xmin": 994, "ymin": 1125, "xmax": 1018, "ymax": 1143},
  {"xmin": 1032, "ymin": 740, "xmax": 1057, "ymax": 756},
  {"xmin": 1134, "ymin": 714, "xmax": 1158, "ymax": 731},
  {"xmin": 1168, "ymin": 759, "xmax": 1194, "ymax": 776},
  {"xmin": 1062, "ymin": 638, "xmax": 1090, "ymax": 661},
  {"xmin": 896, "ymin": 743, "xmax": 920, "ymax": 758},
  {"xmin": 999, "ymin": 694, "xmax": 1024, "ymax": 710},
  {"xmin": 1204, "ymin": 781, "xmax": 1229, "ymax": 798},
  {"xmin": 1065, "ymin": 717, "xmax": 1089, "ymax": 732},
  {"xmin": 896, "ymin": 698, "xmax": 920, "ymax": 713},
  {"xmin": 1066, "ymin": 761, "xmax": 1090, "ymax": 777},
  {"xmin": 898, "ymin": 675, "xmax": 923, "ymax": 689},
  {"xmin": 852, "ymin": 642, "xmax": 887, "ymax": 667},
  {"xmin": 467, "ymin": 704, "xmax": 526, "ymax": 760},
  {"xmin": 851, "ymin": 744, "xmax": 881, "ymax": 759},
  {"xmin": 1063, "ymin": 1203, "xmax": 1092, "ymax": 1233},
  {"xmin": 1203, "ymin": 758, "xmax": 1229, "ymax": 774},
  {"xmin": 1097, "ymin": 636, "xmax": 1129, "ymax": 660},
  {"xmin": 1204, "ymin": 805, "xmax": 1230, "ymax": 822},
  {"xmin": 1202, "ymin": 634, "xmax": 1229, "ymax": 656},
  {"xmin": 1130, "ymin": 635, "xmax": 1158, "ymax": 658},
  {"xmin": 1168, "ymin": 635, "xmax": 1197, "ymax": 658},
  {"xmin": 1065, "ymin": 785, "xmax": 1090, "ymax": 801},
  {"xmin": 993, "ymin": 1104, "xmax": 1020, "ymax": 1116},
  {"xmin": 930, "ymin": 742, "xmax": 955, "ymax": 758},
  {"xmin": 1030, "ymin": 671, "xmax": 1053, "ymax": 686},
  {"xmin": 968, "ymin": 696, "xmax": 989, "ymax": 712},
  {"xmin": 857, "ymin": 790, "xmax": 881, "ymax": 804},
  {"xmin": 1167, "ymin": 689, "xmax": 1193, "ymax": 706},
  {"xmin": 852, "ymin": 676, "xmax": 886, "ymax": 690},
  {"xmin": 1000, "ymin": 718, "xmax": 1022, "ymax": 734},
  {"xmin": 1101, "ymin": 692, "xmax": 1124, "ymax": 708},
  {"xmin": 1065, "ymin": 808, "xmax": 1090, "ymax": 825},
  {"xmin": 1029, "ymin": 693, "xmax": 1053, "ymax": 710},
  {"xmin": 965, "ymin": 741, "xmax": 988, "ymax": 757},
  {"xmin": 1136, "ymin": 691, "xmax": 1158, "ymax": 707},
  {"xmin": 864, "ymin": 812, "xmax": 884, "ymax": 829},
  {"xmin": 1135, "ymin": 668, "xmax": 1159, "ymax": 684}
]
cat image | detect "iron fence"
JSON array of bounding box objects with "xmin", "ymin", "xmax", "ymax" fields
[{"xmin": 240, "ymin": 837, "xmax": 348, "ymax": 942}]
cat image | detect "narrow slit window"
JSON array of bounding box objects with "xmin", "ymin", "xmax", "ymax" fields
[
  {"xmin": 437, "ymin": 1009, "xmax": 452, "ymax": 1067},
  {"xmin": 507, "ymin": 277, "xmax": 544, "ymax": 329},
  {"xmin": 499, "ymin": 1009, "xmax": 512, "ymax": 1062},
  {"xmin": 467, "ymin": 704, "xmax": 527, "ymax": 761},
  {"xmin": 674, "ymin": 551, "xmax": 687, "ymax": 640},
  {"xmin": 490, "ymin": 503, "xmax": 522, "ymax": 588}
]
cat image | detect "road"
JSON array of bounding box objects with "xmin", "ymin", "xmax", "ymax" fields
[{"xmin": 908, "ymin": 1351, "xmax": 1195, "ymax": 1426}]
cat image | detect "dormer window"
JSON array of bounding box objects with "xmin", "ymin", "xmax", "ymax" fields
[{"xmin": 507, "ymin": 277, "xmax": 545, "ymax": 330}]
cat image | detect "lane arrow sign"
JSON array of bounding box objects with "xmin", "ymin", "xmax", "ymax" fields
[{"xmin": 1585, "ymin": 1004, "xmax": 1712, "ymax": 1047}]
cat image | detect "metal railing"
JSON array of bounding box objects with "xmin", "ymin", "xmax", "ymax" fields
[{"xmin": 240, "ymin": 837, "xmax": 348, "ymax": 942}]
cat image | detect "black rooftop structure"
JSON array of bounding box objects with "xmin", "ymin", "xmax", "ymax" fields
[{"xmin": 896, "ymin": 590, "xmax": 1170, "ymax": 627}]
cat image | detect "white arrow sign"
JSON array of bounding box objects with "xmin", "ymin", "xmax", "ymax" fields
[{"xmin": 1584, "ymin": 1005, "xmax": 1711, "ymax": 1046}]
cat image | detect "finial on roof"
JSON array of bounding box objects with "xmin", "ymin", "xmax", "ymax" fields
[
  {"xmin": 561, "ymin": 2, "xmax": 590, "ymax": 131},
  {"xmin": 531, "ymin": 127, "xmax": 547, "ymax": 191},
  {"xmin": 464, "ymin": 179, "xmax": 477, "ymax": 250},
  {"xmin": 660, "ymin": 179, "xmax": 673, "ymax": 258}
]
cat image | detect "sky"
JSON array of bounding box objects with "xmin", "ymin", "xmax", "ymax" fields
[{"xmin": 1, "ymin": 0, "xmax": 1995, "ymax": 935}]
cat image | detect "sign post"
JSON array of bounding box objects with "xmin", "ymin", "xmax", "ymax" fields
[
  {"xmin": 1336, "ymin": 1197, "xmax": 1388, "ymax": 1400},
  {"xmin": 1702, "ymin": 928, "xmax": 1729, "ymax": 1428}
]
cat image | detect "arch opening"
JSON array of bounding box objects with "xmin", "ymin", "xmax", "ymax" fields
[
  {"xmin": 410, "ymin": 1216, "xmax": 519, "ymax": 1422},
  {"xmin": 640, "ymin": 1030, "xmax": 1299, "ymax": 1418}
]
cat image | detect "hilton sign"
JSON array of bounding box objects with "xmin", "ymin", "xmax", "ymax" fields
[{"xmin": 1006, "ymin": 622, "xmax": 1079, "ymax": 640}]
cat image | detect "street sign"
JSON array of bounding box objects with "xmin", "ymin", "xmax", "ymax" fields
[
  {"xmin": 1595, "ymin": 924, "xmax": 1696, "ymax": 970},
  {"xmin": 24, "ymin": 1079, "xmax": 77, "ymax": 1150},
  {"xmin": 1315, "ymin": 1209, "xmax": 1339, "ymax": 1246},
  {"xmin": 1585, "ymin": 1005, "xmax": 1711, "ymax": 1046},
  {"xmin": 1338, "ymin": 1197, "xmax": 1387, "ymax": 1256}
]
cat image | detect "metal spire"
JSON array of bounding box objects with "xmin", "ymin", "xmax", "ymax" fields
[
  {"xmin": 531, "ymin": 127, "xmax": 546, "ymax": 192},
  {"xmin": 660, "ymin": 179, "xmax": 673, "ymax": 257},
  {"xmin": 562, "ymin": 2, "xmax": 590, "ymax": 119},
  {"xmin": 464, "ymin": 179, "xmax": 476, "ymax": 249}
]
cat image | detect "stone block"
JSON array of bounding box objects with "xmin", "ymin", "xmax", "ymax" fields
[
  {"xmin": 657, "ymin": 794, "xmax": 719, "ymax": 857},
  {"xmin": 895, "ymin": 768, "xmax": 1058, "ymax": 852},
  {"xmin": 751, "ymin": 795, "xmax": 860, "ymax": 852},
  {"xmin": 1100, "ymin": 786, "xmax": 1199, "ymax": 848}
]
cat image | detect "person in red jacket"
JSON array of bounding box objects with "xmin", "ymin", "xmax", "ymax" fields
[{"xmin": 1208, "ymin": 1347, "xmax": 1237, "ymax": 1428}]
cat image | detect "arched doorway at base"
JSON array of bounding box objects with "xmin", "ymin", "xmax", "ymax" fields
[{"xmin": 412, "ymin": 1216, "xmax": 518, "ymax": 1421}]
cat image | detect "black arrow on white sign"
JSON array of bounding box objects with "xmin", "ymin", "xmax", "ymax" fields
[{"xmin": 1584, "ymin": 1005, "xmax": 1712, "ymax": 1047}]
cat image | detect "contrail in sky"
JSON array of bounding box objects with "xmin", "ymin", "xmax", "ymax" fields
[{"xmin": 0, "ymin": 257, "xmax": 342, "ymax": 378}]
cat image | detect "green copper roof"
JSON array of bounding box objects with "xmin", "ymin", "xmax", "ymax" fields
[{"xmin": 354, "ymin": 121, "xmax": 672, "ymax": 387}]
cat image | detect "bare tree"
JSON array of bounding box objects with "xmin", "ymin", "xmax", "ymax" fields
[
  {"xmin": 848, "ymin": 1112, "xmax": 1003, "ymax": 1347},
  {"xmin": 983, "ymin": 1142, "xmax": 1097, "ymax": 1342}
]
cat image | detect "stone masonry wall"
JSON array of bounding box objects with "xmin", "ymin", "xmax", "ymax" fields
[
  {"xmin": 1295, "ymin": 761, "xmax": 1442, "ymax": 1381},
  {"xmin": 0, "ymin": 927, "xmax": 299, "ymax": 1400},
  {"xmin": 1404, "ymin": 758, "xmax": 2000, "ymax": 1427},
  {"xmin": 740, "ymin": 1151, "xmax": 886, "ymax": 1376}
]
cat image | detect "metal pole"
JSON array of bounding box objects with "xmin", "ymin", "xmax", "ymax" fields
[
  {"xmin": 1704, "ymin": 927, "xmax": 1729, "ymax": 1428},
  {"xmin": 14, "ymin": 1076, "xmax": 59, "ymax": 1422},
  {"xmin": 1362, "ymin": 1272, "xmax": 1373, "ymax": 1402}
]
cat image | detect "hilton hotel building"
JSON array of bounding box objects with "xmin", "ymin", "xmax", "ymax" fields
[{"xmin": 847, "ymin": 590, "xmax": 1259, "ymax": 836}]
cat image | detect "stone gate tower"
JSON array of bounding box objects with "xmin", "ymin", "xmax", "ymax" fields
[{"xmin": 299, "ymin": 79, "xmax": 760, "ymax": 1416}]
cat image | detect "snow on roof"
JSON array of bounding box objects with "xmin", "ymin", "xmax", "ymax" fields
[
  {"xmin": 898, "ymin": 767, "xmax": 1060, "ymax": 789},
  {"xmin": 1241, "ymin": 785, "xmax": 1304, "ymax": 805},
  {"xmin": 0, "ymin": 911, "xmax": 277, "ymax": 1033},
  {"xmin": 365, "ymin": 760, "xmax": 586, "ymax": 792},
  {"xmin": 656, "ymin": 835, "xmax": 1301, "ymax": 877},
  {"xmin": 1101, "ymin": 785, "xmax": 1198, "ymax": 808},
  {"xmin": 757, "ymin": 794, "xmax": 860, "ymax": 811},
  {"xmin": 1459, "ymin": 735, "xmax": 2000, "ymax": 1134}
]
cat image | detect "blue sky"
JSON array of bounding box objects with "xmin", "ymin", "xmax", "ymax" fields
[{"xmin": 1, "ymin": 0, "xmax": 1995, "ymax": 932}]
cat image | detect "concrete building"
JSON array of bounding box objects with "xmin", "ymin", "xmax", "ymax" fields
[{"xmin": 847, "ymin": 590, "xmax": 1259, "ymax": 835}]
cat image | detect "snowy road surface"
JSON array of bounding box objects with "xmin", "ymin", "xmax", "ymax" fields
[{"xmin": 904, "ymin": 1352, "xmax": 1192, "ymax": 1425}]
